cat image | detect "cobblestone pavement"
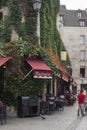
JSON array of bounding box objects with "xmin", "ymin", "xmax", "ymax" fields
[{"xmin": 0, "ymin": 102, "xmax": 87, "ymax": 130}]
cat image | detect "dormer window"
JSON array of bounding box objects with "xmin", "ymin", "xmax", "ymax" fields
[
  {"xmin": 59, "ymin": 15, "xmax": 63, "ymax": 22},
  {"xmin": 78, "ymin": 12, "xmax": 81, "ymax": 17}
]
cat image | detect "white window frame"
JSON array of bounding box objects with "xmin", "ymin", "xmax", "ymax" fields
[
  {"xmin": 80, "ymin": 50, "xmax": 85, "ymax": 61},
  {"xmin": 80, "ymin": 21, "xmax": 85, "ymax": 26},
  {"xmin": 78, "ymin": 12, "xmax": 81, "ymax": 17},
  {"xmin": 59, "ymin": 15, "xmax": 63, "ymax": 22},
  {"xmin": 80, "ymin": 35, "xmax": 85, "ymax": 44}
]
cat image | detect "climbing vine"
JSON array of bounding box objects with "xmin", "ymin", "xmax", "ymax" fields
[
  {"xmin": 41, "ymin": 0, "xmax": 59, "ymax": 51},
  {"xmin": 0, "ymin": 0, "xmax": 71, "ymax": 106}
]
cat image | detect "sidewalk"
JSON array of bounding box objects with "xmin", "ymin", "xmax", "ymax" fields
[
  {"xmin": 1, "ymin": 103, "xmax": 78, "ymax": 130},
  {"xmin": 76, "ymin": 116, "xmax": 87, "ymax": 130}
]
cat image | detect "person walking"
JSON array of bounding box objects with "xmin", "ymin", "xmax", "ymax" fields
[{"xmin": 77, "ymin": 89, "xmax": 85, "ymax": 116}]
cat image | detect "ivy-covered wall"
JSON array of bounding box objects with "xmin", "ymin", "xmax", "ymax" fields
[
  {"xmin": 41, "ymin": 0, "xmax": 59, "ymax": 50},
  {"xmin": 0, "ymin": 0, "xmax": 67, "ymax": 54},
  {"xmin": 0, "ymin": 0, "xmax": 71, "ymax": 106}
]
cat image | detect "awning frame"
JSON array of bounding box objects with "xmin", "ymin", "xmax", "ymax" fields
[{"xmin": 23, "ymin": 69, "xmax": 33, "ymax": 80}]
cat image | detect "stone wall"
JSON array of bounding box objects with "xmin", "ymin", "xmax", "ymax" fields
[{"xmin": 58, "ymin": 24, "xmax": 87, "ymax": 89}]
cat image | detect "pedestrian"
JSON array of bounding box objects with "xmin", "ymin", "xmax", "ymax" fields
[{"xmin": 77, "ymin": 89, "xmax": 85, "ymax": 116}]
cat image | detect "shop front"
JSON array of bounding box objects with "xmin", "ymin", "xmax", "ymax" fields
[
  {"xmin": 47, "ymin": 49, "xmax": 70, "ymax": 97},
  {"xmin": 26, "ymin": 58, "xmax": 52, "ymax": 101},
  {"xmin": 0, "ymin": 57, "xmax": 12, "ymax": 92}
]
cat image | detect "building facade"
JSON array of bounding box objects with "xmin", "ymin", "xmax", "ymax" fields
[{"xmin": 57, "ymin": 5, "xmax": 87, "ymax": 91}]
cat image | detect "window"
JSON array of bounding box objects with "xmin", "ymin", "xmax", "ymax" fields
[
  {"xmin": 79, "ymin": 21, "xmax": 85, "ymax": 26},
  {"xmin": 78, "ymin": 12, "xmax": 81, "ymax": 17},
  {"xmin": 59, "ymin": 15, "xmax": 63, "ymax": 22},
  {"xmin": 80, "ymin": 67, "xmax": 85, "ymax": 78},
  {"xmin": 80, "ymin": 35, "xmax": 85, "ymax": 44},
  {"xmin": 80, "ymin": 50, "xmax": 85, "ymax": 61},
  {"xmin": 58, "ymin": 24, "xmax": 62, "ymax": 32}
]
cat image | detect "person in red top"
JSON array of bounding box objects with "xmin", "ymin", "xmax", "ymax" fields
[{"xmin": 77, "ymin": 89, "xmax": 85, "ymax": 116}]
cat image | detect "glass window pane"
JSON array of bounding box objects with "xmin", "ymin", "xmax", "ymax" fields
[
  {"xmin": 80, "ymin": 35, "xmax": 85, "ymax": 44},
  {"xmin": 80, "ymin": 67, "xmax": 85, "ymax": 78},
  {"xmin": 80, "ymin": 50, "xmax": 85, "ymax": 61},
  {"xmin": 80, "ymin": 21, "xmax": 85, "ymax": 26}
]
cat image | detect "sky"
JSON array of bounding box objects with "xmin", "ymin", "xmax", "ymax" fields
[{"xmin": 60, "ymin": 0, "xmax": 87, "ymax": 10}]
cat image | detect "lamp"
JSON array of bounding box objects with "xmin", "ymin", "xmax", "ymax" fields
[
  {"xmin": 33, "ymin": 0, "xmax": 42, "ymax": 11},
  {"xmin": 33, "ymin": 0, "xmax": 42, "ymax": 46},
  {"xmin": 61, "ymin": 51, "xmax": 67, "ymax": 61}
]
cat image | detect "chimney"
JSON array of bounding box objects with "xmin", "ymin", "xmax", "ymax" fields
[{"xmin": 85, "ymin": 8, "xmax": 87, "ymax": 12}]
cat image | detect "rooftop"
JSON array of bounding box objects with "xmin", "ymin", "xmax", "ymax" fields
[{"xmin": 59, "ymin": 5, "xmax": 87, "ymax": 27}]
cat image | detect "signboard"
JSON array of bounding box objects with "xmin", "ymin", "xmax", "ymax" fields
[
  {"xmin": 61, "ymin": 51, "xmax": 67, "ymax": 61},
  {"xmin": 33, "ymin": 70, "xmax": 52, "ymax": 79}
]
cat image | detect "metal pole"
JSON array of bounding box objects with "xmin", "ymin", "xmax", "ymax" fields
[
  {"xmin": 51, "ymin": 78, "xmax": 53, "ymax": 94},
  {"xmin": 37, "ymin": 10, "xmax": 40, "ymax": 46},
  {"xmin": 23, "ymin": 69, "xmax": 33, "ymax": 80}
]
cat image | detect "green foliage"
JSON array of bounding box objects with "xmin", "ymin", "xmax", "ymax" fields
[
  {"xmin": 0, "ymin": 39, "xmax": 58, "ymax": 106},
  {"xmin": 7, "ymin": 0, "xmax": 22, "ymax": 30},
  {"xmin": 2, "ymin": 38, "xmax": 41, "ymax": 57},
  {"xmin": 0, "ymin": 0, "xmax": 9, "ymax": 6},
  {"xmin": 0, "ymin": 0, "xmax": 71, "ymax": 107},
  {"xmin": 24, "ymin": 0, "xmax": 37, "ymax": 43},
  {"xmin": 0, "ymin": 43, "xmax": 5, "ymax": 56},
  {"xmin": 41, "ymin": 0, "xmax": 60, "ymax": 52},
  {"xmin": 0, "ymin": 20, "xmax": 3, "ymax": 33},
  {"xmin": 2, "ymin": 17, "xmax": 11, "ymax": 42},
  {"xmin": 40, "ymin": 48, "xmax": 58, "ymax": 76}
]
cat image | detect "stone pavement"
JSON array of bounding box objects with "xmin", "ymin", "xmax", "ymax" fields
[
  {"xmin": 75, "ymin": 116, "xmax": 87, "ymax": 130},
  {"xmin": 0, "ymin": 102, "xmax": 87, "ymax": 130}
]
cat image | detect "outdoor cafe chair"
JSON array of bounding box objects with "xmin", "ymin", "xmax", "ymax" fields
[{"xmin": 0, "ymin": 105, "xmax": 7, "ymax": 125}]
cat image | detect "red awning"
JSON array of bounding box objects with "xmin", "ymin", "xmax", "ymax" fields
[
  {"xmin": 0, "ymin": 57, "xmax": 12, "ymax": 67},
  {"xmin": 62, "ymin": 73, "xmax": 69, "ymax": 82},
  {"xmin": 26, "ymin": 59, "xmax": 52, "ymax": 79},
  {"xmin": 47, "ymin": 49, "xmax": 70, "ymax": 81}
]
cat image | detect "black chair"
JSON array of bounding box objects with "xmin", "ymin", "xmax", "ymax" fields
[
  {"xmin": 49, "ymin": 102, "xmax": 56, "ymax": 114},
  {"xmin": 40, "ymin": 101, "xmax": 49, "ymax": 115},
  {"xmin": 0, "ymin": 105, "xmax": 7, "ymax": 125},
  {"xmin": 55, "ymin": 99, "xmax": 64, "ymax": 111}
]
